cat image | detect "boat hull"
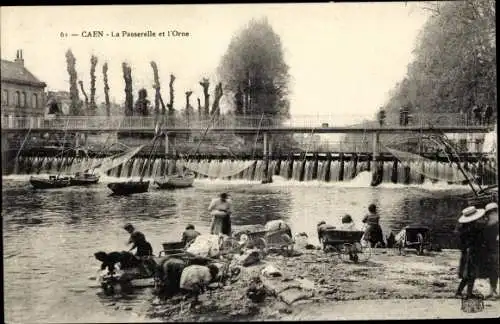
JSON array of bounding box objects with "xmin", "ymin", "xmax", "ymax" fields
[
  {"xmin": 70, "ymin": 174, "xmax": 100, "ymax": 186},
  {"xmin": 155, "ymin": 176, "xmax": 194, "ymax": 189},
  {"xmin": 30, "ymin": 176, "xmax": 71, "ymax": 189},
  {"xmin": 107, "ymin": 181, "xmax": 150, "ymax": 195}
]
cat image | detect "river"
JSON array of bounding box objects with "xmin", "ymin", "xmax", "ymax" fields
[{"xmin": 2, "ymin": 172, "xmax": 473, "ymax": 323}]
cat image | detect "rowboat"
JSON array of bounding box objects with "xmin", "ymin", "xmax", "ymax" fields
[
  {"xmin": 30, "ymin": 175, "xmax": 71, "ymax": 189},
  {"xmin": 107, "ymin": 180, "xmax": 150, "ymax": 195},
  {"xmin": 154, "ymin": 172, "xmax": 195, "ymax": 189}
]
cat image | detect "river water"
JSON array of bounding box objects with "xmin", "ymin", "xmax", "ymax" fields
[{"xmin": 2, "ymin": 172, "xmax": 474, "ymax": 323}]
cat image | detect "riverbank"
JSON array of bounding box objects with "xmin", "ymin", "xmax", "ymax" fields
[{"xmin": 145, "ymin": 248, "xmax": 499, "ymax": 321}]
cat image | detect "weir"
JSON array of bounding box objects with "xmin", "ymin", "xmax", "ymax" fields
[{"xmin": 8, "ymin": 154, "xmax": 498, "ymax": 186}]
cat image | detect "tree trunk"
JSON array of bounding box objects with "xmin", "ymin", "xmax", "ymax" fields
[
  {"xmin": 167, "ymin": 74, "xmax": 175, "ymax": 114},
  {"xmin": 150, "ymin": 61, "xmax": 161, "ymax": 117},
  {"xmin": 210, "ymin": 83, "xmax": 223, "ymax": 116},
  {"xmin": 78, "ymin": 80, "xmax": 89, "ymax": 114},
  {"xmin": 197, "ymin": 98, "xmax": 202, "ymax": 120},
  {"xmin": 200, "ymin": 78, "xmax": 210, "ymax": 118},
  {"xmin": 185, "ymin": 91, "xmax": 193, "ymax": 123},
  {"xmin": 122, "ymin": 63, "xmax": 134, "ymax": 116},
  {"xmin": 102, "ymin": 63, "xmax": 111, "ymax": 117},
  {"xmin": 89, "ymin": 55, "xmax": 98, "ymax": 115}
]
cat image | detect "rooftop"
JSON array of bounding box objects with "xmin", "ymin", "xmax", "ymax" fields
[{"xmin": 1, "ymin": 59, "xmax": 46, "ymax": 87}]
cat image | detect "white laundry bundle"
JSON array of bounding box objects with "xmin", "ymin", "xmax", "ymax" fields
[
  {"xmin": 186, "ymin": 234, "xmax": 221, "ymax": 258},
  {"xmin": 264, "ymin": 220, "xmax": 290, "ymax": 232},
  {"xmin": 179, "ymin": 265, "xmax": 213, "ymax": 291}
]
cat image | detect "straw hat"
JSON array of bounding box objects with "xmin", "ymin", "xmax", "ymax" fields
[
  {"xmin": 485, "ymin": 203, "xmax": 499, "ymax": 226},
  {"xmin": 458, "ymin": 206, "xmax": 486, "ymax": 224},
  {"xmin": 485, "ymin": 202, "xmax": 498, "ymax": 213}
]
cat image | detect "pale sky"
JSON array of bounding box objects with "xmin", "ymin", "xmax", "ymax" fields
[{"xmin": 1, "ymin": 3, "xmax": 430, "ymax": 124}]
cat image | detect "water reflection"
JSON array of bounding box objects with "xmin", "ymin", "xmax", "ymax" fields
[{"xmin": 2, "ymin": 177, "xmax": 471, "ymax": 323}]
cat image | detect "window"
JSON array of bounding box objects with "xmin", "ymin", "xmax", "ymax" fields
[
  {"xmin": 32, "ymin": 93, "xmax": 38, "ymax": 108},
  {"xmin": 21, "ymin": 92, "xmax": 27, "ymax": 107},
  {"xmin": 1, "ymin": 90, "xmax": 8, "ymax": 105},
  {"xmin": 15, "ymin": 91, "xmax": 20, "ymax": 107}
]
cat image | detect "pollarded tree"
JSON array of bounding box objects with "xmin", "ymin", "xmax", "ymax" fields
[{"xmin": 218, "ymin": 17, "xmax": 291, "ymax": 121}]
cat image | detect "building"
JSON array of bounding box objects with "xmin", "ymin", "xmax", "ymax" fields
[{"xmin": 1, "ymin": 50, "xmax": 47, "ymax": 118}]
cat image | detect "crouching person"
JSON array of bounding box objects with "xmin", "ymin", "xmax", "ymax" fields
[
  {"xmin": 155, "ymin": 257, "xmax": 187, "ymax": 298},
  {"xmin": 179, "ymin": 264, "xmax": 220, "ymax": 306}
]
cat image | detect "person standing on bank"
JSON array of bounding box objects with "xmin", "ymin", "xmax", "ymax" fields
[
  {"xmin": 482, "ymin": 203, "xmax": 499, "ymax": 299},
  {"xmin": 208, "ymin": 193, "xmax": 233, "ymax": 236},
  {"xmin": 455, "ymin": 206, "xmax": 491, "ymax": 299},
  {"xmin": 124, "ymin": 223, "xmax": 153, "ymax": 257},
  {"xmin": 362, "ymin": 204, "xmax": 385, "ymax": 248}
]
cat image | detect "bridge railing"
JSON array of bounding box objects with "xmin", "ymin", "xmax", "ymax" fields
[{"xmin": 0, "ymin": 113, "xmax": 491, "ymax": 130}]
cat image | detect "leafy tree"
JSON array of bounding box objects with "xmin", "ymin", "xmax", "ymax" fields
[
  {"xmin": 134, "ymin": 88, "xmax": 150, "ymax": 116},
  {"xmin": 65, "ymin": 49, "xmax": 83, "ymax": 115},
  {"xmin": 384, "ymin": 1, "xmax": 496, "ymax": 122},
  {"xmin": 89, "ymin": 55, "xmax": 98, "ymax": 115},
  {"xmin": 218, "ymin": 17, "xmax": 291, "ymax": 121}
]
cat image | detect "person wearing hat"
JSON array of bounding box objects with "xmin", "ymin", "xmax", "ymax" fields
[
  {"xmin": 455, "ymin": 206, "xmax": 489, "ymax": 298},
  {"xmin": 208, "ymin": 193, "xmax": 233, "ymax": 236},
  {"xmin": 482, "ymin": 202, "xmax": 499, "ymax": 299},
  {"xmin": 124, "ymin": 223, "xmax": 153, "ymax": 257}
]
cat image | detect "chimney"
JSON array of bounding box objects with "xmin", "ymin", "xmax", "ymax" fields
[{"xmin": 15, "ymin": 49, "xmax": 24, "ymax": 66}]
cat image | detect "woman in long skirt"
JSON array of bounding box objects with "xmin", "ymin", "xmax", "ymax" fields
[
  {"xmin": 455, "ymin": 206, "xmax": 490, "ymax": 298},
  {"xmin": 208, "ymin": 193, "xmax": 233, "ymax": 236}
]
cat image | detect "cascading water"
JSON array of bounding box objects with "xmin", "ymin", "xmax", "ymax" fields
[{"xmin": 8, "ymin": 155, "xmax": 496, "ymax": 185}]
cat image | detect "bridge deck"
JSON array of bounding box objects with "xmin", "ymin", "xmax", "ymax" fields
[{"xmin": 0, "ymin": 115, "xmax": 493, "ymax": 134}]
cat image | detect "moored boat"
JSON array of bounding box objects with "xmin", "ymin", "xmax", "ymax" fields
[
  {"xmin": 70, "ymin": 172, "xmax": 100, "ymax": 186},
  {"xmin": 154, "ymin": 172, "xmax": 195, "ymax": 189},
  {"xmin": 30, "ymin": 175, "xmax": 71, "ymax": 189},
  {"xmin": 107, "ymin": 180, "xmax": 150, "ymax": 195}
]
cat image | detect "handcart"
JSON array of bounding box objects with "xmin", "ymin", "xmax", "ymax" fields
[
  {"xmin": 159, "ymin": 241, "xmax": 186, "ymax": 257},
  {"xmin": 318, "ymin": 229, "xmax": 371, "ymax": 263},
  {"xmin": 394, "ymin": 225, "xmax": 431, "ymax": 255},
  {"xmin": 232, "ymin": 227, "xmax": 294, "ymax": 255}
]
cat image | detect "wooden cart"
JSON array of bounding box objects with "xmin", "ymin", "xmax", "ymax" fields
[
  {"xmin": 318, "ymin": 229, "xmax": 371, "ymax": 263},
  {"xmin": 394, "ymin": 225, "xmax": 431, "ymax": 255}
]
